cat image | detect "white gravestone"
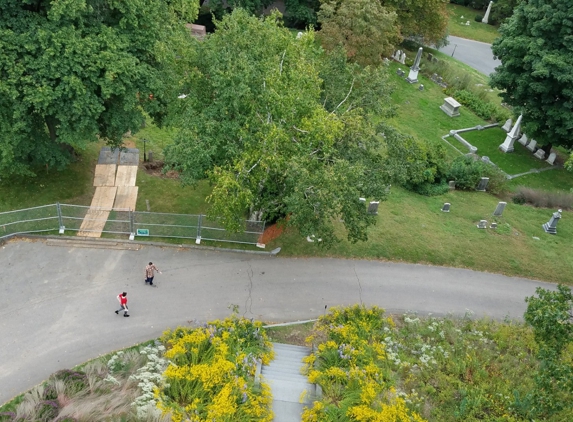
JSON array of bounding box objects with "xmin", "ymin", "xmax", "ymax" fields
[
  {"xmin": 501, "ymin": 119, "xmax": 512, "ymax": 132},
  {"xmin": 476, "ymin": 177, "xmax": 489, "ymax": 192},
  {"xmin": 499, "ymin": 114, "xmax": 522, "ymax": 153},
  {"xmin": 493, "ymin": 202, "xmax": 507, "ymax": 216},
  {"xmin": 482, "ymin": 1, "xmax": 494, "ymax": 24},
  {"xmin": 490, "ymin": 222, "xmax": 497, "ymax": 229},
  {"xmin": 441, "ymin": 203, "xmax": 451, "ymax": 212},
  {"xmin": 526, "ymin": 139, "xmax": 537, "ymax": 152},
  {"xmin": 399, "ymin": 52, "xmax": 406, "ymax": 64},
  {"xmin": 440, "ymin": 97, "xmax": 461, "ymax": 117},
  {"xmin": 546, "ymin": 152, "xmax": 557, "ymax": 165},
  {"xmin": 448, "ymin": 181, "xmax": 456, "ymax": 190},
  {"xmin": 406, "ymin": 47, "xmax": 423, "ymax": 84},
  {"xmin": 477, "ymin": 220, "xmax": 487, "ymax": 229},
  {"xmin": 542, "ymin": 209, "xmax": 562, "ymax": 235},
  {"xmin": 517, "ymin": 134, "xmax": 529, "ymax": 146},
  {"xmin": 533, "ymin": 149, "xmax": 546, "ymax": 160}
]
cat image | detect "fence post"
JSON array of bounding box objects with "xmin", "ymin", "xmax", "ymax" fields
[
  {"xmin": 56, "ymin": 202, "xmax": 65, "ymax": 234},
  {"xmin": 196, "ymin": 214, "xmax": 202, "ymax": 244},
  {"xmin": 129, "ymin": 210, "xmax": 135, "ymax": 240}
]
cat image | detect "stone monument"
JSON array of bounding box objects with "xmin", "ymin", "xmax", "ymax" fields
[
  {"xmin": 477, "ymin": 220, "xmax": 487, "ymax": 229},
  {"xmin": 440, "ymin": 97, "xmax": 461, "ymax": 117},
  {"xmin": 482, "ymin": 1, "xmax": 494, "ymax": 24},
  {"xmin": 533, "ymin": 149, "xmax": 546, "ymax": 160},
  {"xmin": 368, "ymin": 201, "xmax": 380, "ymax": 215},
  {"xmin": 542, "ymin": 209, "xmax": 562, "ymax": 235},
  {"xmin": 493, "ymin": 202, "xmax": 506, "ymax": 216},
  {"xmin": 499, "ymin": 114, "xmax": 522, "ymax": 153},
  {"xmin": 476, "ymin": 177, "xmax": 490, "ymax": 192},
  {"xmin": 501, "ymin": 118, "xmax": 512, "ymax": 132},
  {"xmin": 546, "ymin": 152, "xmax": 557, "ymax": 165},
  {"xmin": 526, "ymin": 139, "xmax": 537, "ymax": 152},
  {"xmin": 399, "ymin": 52, "xmax": 406, "ymax": 64},
  {"xmin": 517, "ymin": 134, "xmax": 529, "ymax": 146},
  {"xmin": 406, "ymin": 47, "xmax": 423, "ymax": 83},
  {"xmin": 441, "ymin": 203, "xmax": 451, "ymax": 212}
]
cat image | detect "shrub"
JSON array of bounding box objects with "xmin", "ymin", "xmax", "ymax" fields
[
  {"xmin": 450, "ymin": 89, "xmax": 510, "ymax": 123},
  {"xmin": 475, "ymin": 14, "xmax": 483, "ymax": 22},
  {"xmin": 53, "ymin": 370, "xmax": 87, "ymax": 396},
  {"xmin": 0, "ymin": 412, "xmax": 15, "ymax": 422},
  {"xmin": 408, "ymin": 181, "xmax": 450, "ymax": 196},
  {"xmin": 35, "ymin": 400, "xmax": 59, "ymax": 422},
  {"xmin": 512, "ymin": 186, "xmax": 573, "ymax": 210},
  {"xmin": 446, "ymin": 155, "xmax": 507, "ymax": 194}
]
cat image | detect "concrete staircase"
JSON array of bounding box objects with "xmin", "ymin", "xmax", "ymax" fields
[{"xmin": 263, "ymin": 343, "xmax": 314, "ymax": 422}]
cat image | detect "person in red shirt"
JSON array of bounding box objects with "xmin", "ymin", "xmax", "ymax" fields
[{"xmin": 115, "ymin": 292, "xmax": 129, "ymax": 317}]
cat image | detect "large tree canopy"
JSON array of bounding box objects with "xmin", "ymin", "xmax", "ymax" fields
[
  {"xmin": 490, "ymin": 0, "xmax": 573, "ymax": 150},
  {"xmin": 165, "ymin": 9, "xmax": 395, "ymax": 246},
  {"xmin": 0, "ymin": 0, "xmax": 199, "ymax": 176}
]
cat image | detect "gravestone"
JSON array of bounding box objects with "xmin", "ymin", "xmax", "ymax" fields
[
  {"xmin": 493, "ymin": 202, "xmax": 507, "ymax": 216},
  {"xmin": 368, "ymin": 201, "xmax": 380, "ymax": 215},
  {"xmin": 397, "ymin": 68, "xmax": 405, "ymax": 77},
  {"xmin": 546, "ymin": 152, "xmax": 557, "ymax": 165},
  {"xmin": 441, "ymin": 203, "xmax": 451, "ymax": 212},
  {"xmin": 440, "ymin": 97, "xmax": 461, "ymax": 117},
  {"xmin": 481, "ymin": 156, "xmax": 490, "ymax": 164},
  {"xmin": 533, "ymin": 149, "xmax": 546, "ymax": 160},
  {"xmin": 418, "ymin": 84, "xmax": 424, "ymax": 91},
  {"xmin": 526, "ymin": 139, "xmax": 537, "ymax": 152},
  {"xmin": 437, "ymin": 76, "xmax": 443, "ymax": 84},
  {"xmin": 383, "ymin": 58, "xmax": 390, "ymax": 66},
  {"xmin": 542, "ymin": 209, "xmax": 562, "ymax": 235},
  {"xmin": 399, "ymin": 52, "xmax": 406, "ymax": 64},
  {"xmin": 359, "ymin": 197, "xmax": 366, "ymax": 203},
  {"xmin": 477, "ymin": 220, "xmax": 487, "ymax": 229},
  {"xmin": 501, "ymin": 119, "xmax": 512, "ymax": 132},
  {"xmin": 500, "ymin": 114, "xmax": 522, "ymax": 153},
  {"xmin": 406, "ymin": 47, "xmax": 423, "ymax": 83},
  {"xmin": 431, "ymin": 73, "xmax": 438, "ymax": 81},
  {"xmin": 482, "ymin": 1, "xmax": 493, "ymax": 24},
  {"xmin": 427, "ymin": 53, "xmax": 433, "ymax": 61},
  {"xmin": 296, "ymin": 32, "xmax": 303, "ymax": 39},
  {"xmin": 448, "ymin": 181, "xmax": 456, "ymax": 190},
  {"xmin": 490, "ymin": 222, "xmax": 497, "ymax": 229},
  {"xmin": 517, "ymin": 134, "xmax": 529, "ymax": 146},
  {"xmin": 476, "ymin": 177, "xmax": 489, "ymax": 192},
  {"xmin": 393, "ymin": 50, "xmax": 402, "ymax": 61},
  {"xmin": 148, "ymin": 151, "xmax": 154, "ymax": 162},
  {"xmin": 465, "ymin": 20, "xmax": 471, "ymax": 26}
]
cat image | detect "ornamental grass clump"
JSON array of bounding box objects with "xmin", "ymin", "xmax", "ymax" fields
[
  {"xmin": 302, "ymin": 305, "xmax": 426, "ymax": 422},
  {"xmin": 158, "ymin": 314, "xmax": 274, "ymax": 421}
]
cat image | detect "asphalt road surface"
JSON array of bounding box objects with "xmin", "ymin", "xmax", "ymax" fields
[
  {"xmin": 437, "ymin": 35, "xmax": 501, "ymax": 76},
  {"xmin": 0, "ymin": 239, "xmax": 554, "ymax": 405}
]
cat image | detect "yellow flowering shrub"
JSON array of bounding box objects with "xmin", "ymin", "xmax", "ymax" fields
[
  {"xmin": 302, "ymin": 305, "xmax": 426, "ymax": 422},
  {"xmin": 157, "ymin": 314, "xmax": 274, "ymax": 421}
]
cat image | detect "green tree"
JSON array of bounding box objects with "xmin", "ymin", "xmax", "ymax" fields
[
  {"xmin": 490, "ymin": 0, "xmax": 573, "ymax": 156},
  {"xmin": 165, "ymin": 10, "xmax": 393, "ymax": 247},
  {"xmin": 284, "ymin": 0, "xmax": 321, "ymax": 28},
  {"xmin": 490, "ymin": 0, "xmax": 524, "ymax": 25},
  {"xmin": 0, "ymin": 0, "xmax": 198, "ymax": 176},
  {"xmin": 524, "ymin": 284, "xmax": 573, "ymax": 416},
  {"xmin": 208, "ymin": 0, "xmax": 274, "ymax": 15},
  {"xmin": 317, "ymin": 0, "xmax": 400, "ymax": 65}
]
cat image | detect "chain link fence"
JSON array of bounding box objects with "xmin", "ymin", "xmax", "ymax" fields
[{"xmin": 0, "ymin": 203, "xmax": 265, "ymax": 247}]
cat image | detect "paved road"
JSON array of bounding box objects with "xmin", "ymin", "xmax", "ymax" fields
[
  {"xmin": 0, "ymin": 239, "xmax": 555, "ymax": 405},
  {"xmin": 437, "ymin": 35, "xmax": 501, "ymax": 76}
]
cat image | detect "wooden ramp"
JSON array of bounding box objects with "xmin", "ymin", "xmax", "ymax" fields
[
  {"xmin": 94, "ymin": 164, "xmax": 117, "ymax": 187},
  {"xmin": 113, "ymin": 186, "xmax": 139, "ymax": 210},
  {"xmin": 77, "ymin": 187, "xmax": 117, "ymax": 237},
  {"xmin": 115, "ymin": 166, "xmax": 137, "ymax": 187}
]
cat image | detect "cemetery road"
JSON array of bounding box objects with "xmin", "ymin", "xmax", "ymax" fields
[
  {"xmin": 0, "ymin": 239, "xmax": 556, "ymax": 405},
  {"xmin": 437, "ymin": 35, "xmax": 501, "ymax": 76}
]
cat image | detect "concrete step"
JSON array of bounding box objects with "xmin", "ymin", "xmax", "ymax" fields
[
  {"xmin": 272, "ymin": 350, "xmax": 309, "ymax": 360},
  {"xmin": 272, "ymin": 400, "xmax": 309, "ymax": 422},
  {"xmin": 265, "ymin": 359, "xmax": 306, "ymax": 370},
  {"xmin": 272, "ymin": 343, "xmax": 311, "ymax": 354},
  {"xmin": 263, "ymin": 365, "xmax": 306, "ymax": 378},
  {"xmin": 262, "ymin": 371, "xmax": 308, "ymax": 384},
  {"xmin": 45, "ymin": 238, "xmax": 140, "ymax": 250},
  {"xmin": 265, "ymin": 378, "xmax": 313, "ymax": 403}
]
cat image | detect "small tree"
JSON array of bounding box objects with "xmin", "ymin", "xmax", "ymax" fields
[{"xmin": 317, "ymin": 0, "xmax": 400, "ymax": 65}]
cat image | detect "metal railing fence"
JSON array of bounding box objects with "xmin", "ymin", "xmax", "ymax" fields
[{"xmin": 0, "ymin": 203, "xmax": 265, "ymax": 247}]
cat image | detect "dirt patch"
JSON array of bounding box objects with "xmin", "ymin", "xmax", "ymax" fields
[
  {"xmin": 265, "ymin": 322, "xmax": 316, "ymax": 346},
  {"xmin": 141, "ymin": 161, "xmax": 179, "ymax": 179},
  {"xmin": 259, "ymin": 223, "xmax": 285, "ymax": 244}
]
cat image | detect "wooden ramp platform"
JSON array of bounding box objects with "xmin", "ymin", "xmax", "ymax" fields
[
  {"xmin": 94, "ymin": 164, "xmax": 117, "ymax": 187},
  {"xmin": 77, "ymin": 187, "xmax": 117, "ymax": 237},
  {"xmin": 115, "ymin": 166, "xmax": 137, "ymax": 187},
  {"xmin": 113, "ymin": 186, "xmax": 139, "ymax": 210}
]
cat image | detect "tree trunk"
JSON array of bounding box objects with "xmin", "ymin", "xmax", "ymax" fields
[
  {"xmin": 541, "ymin": 142, "xmax": 553, "ymax": 157},
  {"xmin": 45, "ymin": 115, "xmax": 59, "ymax": 143}
]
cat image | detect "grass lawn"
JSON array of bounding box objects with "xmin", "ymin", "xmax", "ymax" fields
[
  {"xmin": 462, "ymin": 128, "xmax": 551, "ymax": 174},
  {"xmin": 446, "ymin": 3, "xmax": 500, "ymax": 44},
  {"xmin": 0, "ymin": 142, "xmax": 100, "ymax": 213},
  {"xmin": 268, "ymin": 185, "xmax": 573, "ymax": 285}
]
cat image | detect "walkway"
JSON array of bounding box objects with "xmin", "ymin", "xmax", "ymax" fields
[
  {"xmin": 0, "ymin": 239, "xmax": 555, "ymax": 405},
  {"xmin": 437, "ymin": 35, "xmax": 501, "ymax": 76}
]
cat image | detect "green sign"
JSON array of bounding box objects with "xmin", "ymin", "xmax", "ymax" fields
[{"xmin": 136, "ymin": 229, "xmax": 149, "ymax": 236}]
